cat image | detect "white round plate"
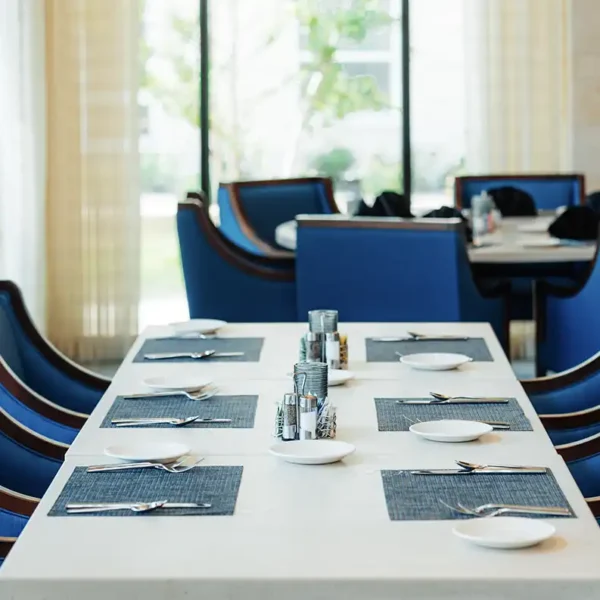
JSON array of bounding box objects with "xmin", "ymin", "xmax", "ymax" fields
[
  {"xmin": 269, "ymin": 440, "xmax": 355, "ymax": 465},
  {"xmin": 168, "ymin": 319, "xmax": 227, "ymax": 335},
  {"xmin": 517, "ymin": 223, "xmax": 549, "ymax": 234},
  {"xmin": 104, "ymin": 442, "xmax": 191, "ymax": 463},
  {"xmin": 400, "ymin": 353, "xmax": 472, "ymax": 371},
  {"xmin": 142, "ymin": 376, "xmax": 213, "ymax": 392},
  {"xmin": 520, "ymin": 238, "xmax": 561, "ymax": 248},
  {"xmin": 409, "ymin": 420, "xmax": 492, "ymax": 443},
  {"xmin": 453, "ymin": 517, "xmax": 556, "ymax": 550},
  {"xmin": 328, "ymin": 370, "xmax": 355, "ymax": 386}
]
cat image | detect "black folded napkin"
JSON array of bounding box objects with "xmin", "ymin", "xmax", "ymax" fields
[
  {"xmin": 548, "ymin": 205, "xmax": 600, "ymax": 241},
  {"xmin": 422, "ymin": 206, "xmax": 472, "ymax": 242},
  {"xmin": 587, "ymin": 191, "xmax": 600, "ymax": 213},
  {"xmin": 487, "ymin": 186, "xmax": 537, "ymax": 216},
  {"xmin": 355, "ymin": 191, "xmax": 413, "ymax": 218}
]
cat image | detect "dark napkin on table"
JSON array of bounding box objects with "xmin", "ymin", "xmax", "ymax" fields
[
  {"xmin": 487, "ymin": 186, "xmax": 537, "ymax": 216},
  {"xmin": 548, "ymin": 205, "xmax": 600, "ymax": 241},
  {"xmin": 355, "ymin": 191, "xmax": 413, "ymax": 218},
  {"xmin": 422, "ymin": 206, "xmax": 472, "ymax": 242}
]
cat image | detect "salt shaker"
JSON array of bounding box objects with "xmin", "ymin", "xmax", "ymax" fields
[
  {"xmin": 299, "ymin": 394, "xmax": 318, "ymax": 440},
  {"xmin": 282, "ymin": 393, "xmax": 299, "ymax": 441},
  {"xmin": 325, "ymin": 332, "xmax": 340, "ymax": 369}
]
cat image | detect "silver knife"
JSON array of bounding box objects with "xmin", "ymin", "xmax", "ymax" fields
[
  {"xmin": 372, "ymin": 336, "xmax": 469, "ymax": 342},
  {"xmin": 144, "ymin": 352, "xmax": 244, "ymax": 360},
  {"xmin": 411, "ymin": 467, "xmax": 548, "ymax": 475},
  {"xmin": 396, "ymin": 399, "xmax": 509, "ymax": 405},
  {"xmin": 66, "ymin": 502, "xmax": 210, "ymax": 510},
  {"xmin": 111, "ymin": 418, "xmax": 231, "ymax": 425}
]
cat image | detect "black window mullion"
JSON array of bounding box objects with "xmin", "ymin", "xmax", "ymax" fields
[
  {"xmin": 199, "ymin": 0, "xmax": 210, "ymax": 198},
  {"xmin": 401, "ymin": 0, "xmax": 411, "ymax": 200}
]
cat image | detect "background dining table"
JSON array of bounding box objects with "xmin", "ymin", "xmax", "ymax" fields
[
  {"xmin": 275, "ymin": 215, "xmax": 597, "ymax": 263},
  {"xmin": 2, "ymin": 322, "xmax": 600, "ymax": 600}
]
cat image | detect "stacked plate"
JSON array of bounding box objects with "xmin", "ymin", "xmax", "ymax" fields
[{"xmin": 293, "ymin": 362, "xmax": 328, "ymax": 401}]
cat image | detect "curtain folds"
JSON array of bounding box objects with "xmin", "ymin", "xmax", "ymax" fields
[
  {"xmin": 0, "ymin": 0, "xmax": 46, "ymax": 326},
  {"xmin": 464, "ymin": 0, "xmax": 570, "ymax": 174},
  {"xmin": 45, "ymin": 0, "xmax": 141, "ymax": 363}
]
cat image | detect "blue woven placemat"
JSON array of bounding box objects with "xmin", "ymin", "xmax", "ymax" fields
[
  {"xmin": 366, "ymin": 337, "xmax": 493, "ymax": 362},
  {"xmin": 49, "ymin": 466, "xmax": 243, "ymax": 517},
  {"xmin": 381, "ymin": 469, "xmax": 575, "ymax": 521},
  {"xmin": 101, "ymin": 395, "xmax": 258, "ymax": 429},
  {"xmin": 133, "ymin": 337, "xmax": 264, "ymax": 363},
  {"xmin": 375, "ymin": 398, "xmax": 532, "ymax": 431}
]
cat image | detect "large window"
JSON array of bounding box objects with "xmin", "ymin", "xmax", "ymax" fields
[{"xmin": 209, "ymin": 0, "xmax": 403, "ymax": 210}]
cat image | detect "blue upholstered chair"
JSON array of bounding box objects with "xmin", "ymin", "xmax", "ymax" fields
[
  {"xmin": 0, "ymin": 281, "xmax": 110, "ymax": 415},
  {"xmin": 178, "ymin": 192, "xmax": 297, "ymax": 322},
  {"xmin": 218, "ymin": 177, "xmax": 338, "ymax": 254},
  {"xmin": 0, "ymin": 383, "xmax": 77, "ymax": 445},
  {"xmin": 454, "ymin": 174, "xmax": 585, "ymax": 211},
  {"xmin": 534, "ymin": 242, "xmax": 600, "ymax": 376},
  {"xmin": 556, "ymin": 433, "xmax": 600, "ymax": 520},
  {"xmin": 295, "ymin": 216, "xmax": 510, "ymax": 352}
]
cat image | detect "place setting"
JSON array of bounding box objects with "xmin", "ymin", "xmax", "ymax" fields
[
  {"xmin": 47, "ymin": 444, "xmax": 244, "ymax": 517},
  {"xmin": 365, "ymin": 330, "xmax": 493, "ymax": 363},
  {"xmin": 132, "ymin": 320, "xmax": 264, "ymax": 363},
  {"xmin": 374, "ymin": 391, "xmax": 533, "ymax": 434}
]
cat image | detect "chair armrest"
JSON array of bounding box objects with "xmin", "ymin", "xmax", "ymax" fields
[
  {"xmin": 585, "ymin": 497, "xmax": 600, "ymax": 517},
  {"xmin": 0, "ymin": 358, "xmax": 87, "ymax": 427},
  {"xmin": 0, "ymin": 488, "xmax": 39, "ymax": 517},
  {"xmin": 0, "ymin": 536, "xmax": 18, "ymax": 559},
  {"xmin": 554, "ymin": 430, "xmax": 600, "ymax": 462},
  {"xmin": 522, "ymin": 351, "xmax": 600, "ymax": 394},
  {"xmin": 0, "ymin": 407, "xmax": 68, "ymax": 460},
  {"xmin": 539, "ymin": 404, "xmax": 600, "ymax": 429}
]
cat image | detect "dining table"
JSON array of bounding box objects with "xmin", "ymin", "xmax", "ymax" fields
[
  {"xmin": 2, "ymin": 321, "xmax": 600, "ymax": 600},
  {"xmin": 275, "ymin": 215, "xmax": 597, "ymax": 263}
]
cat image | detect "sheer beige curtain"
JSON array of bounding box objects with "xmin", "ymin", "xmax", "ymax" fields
[
  {"xmin": 464, "ymin": 0, "xmax": 570, "ymax": 173},
  {"xmin": 45, "ymin": 0, "xmax": 140, "ymax": 363}
]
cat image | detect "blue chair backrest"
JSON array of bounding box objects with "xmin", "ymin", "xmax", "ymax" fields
[
  {"xmin": 566, "ymin": 451, "xmax": 600, "ymax": 498},
  {"xmin": 456, "ymin": 175, "xmax": 584, "ymax": 211},
  {"xmin": 0, "ymin": 290, "xmax": 101, "ymax": 414},
  {"xmin": 0, "ymin": 384, "xmax": 77, "ymax": 445},
  {"xmin": 0, "ymin": 423, "xmax": 62, "ymax": 498},
  {"xmin": 177, "ymin": 198, "xmax": 297, "ymax": 322},
  {"xmin": 295, "ymin": 216, "xmax": 504, "ymax": 341},
  {"xmin": 218, "ymin": 178, "xmax": 336, "ymax": 250}
]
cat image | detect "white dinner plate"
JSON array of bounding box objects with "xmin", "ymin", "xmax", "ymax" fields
[
  {"xmin": 269, "ymin": 440, "xmax": 355, "ymax": 465},
  {"xmin": 520, "ymin": 238, "xmax": 561, "ymax": 248},
  {"xmin": 409, "ymin": 420, "xmax": 493, "ymax": 443},
  {"xmin": 142, "ymin": 376, "xmax": 213, "ymax": 392},
  {"xmin": 328, "ymin": 370, "xmax": 355, "ymax": 386},
  {"xmin": 517, "ymin": 223, "xmax": 549, "ymax": 234},
  {"xmin": 104, "ymin": 442, "xmax": 191, "ymax": 463},
  {"xmin": 168, "ymin": 319, "xmax": 227, "ymax": 335},
  {"xmin": 453, "ymin": 517, "xmax": 556, "ymax": 549},
  {"xmin": 400, "ymin": 353, "xmax": 472, "ymax": 371}
]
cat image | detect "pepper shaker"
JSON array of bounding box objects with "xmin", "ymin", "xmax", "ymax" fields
[
  {"xmin": 305, "ymin": 331, "xmax": 324, "ymax": 362},
  {"xmin": 282, "ymin": 393, "xmax": 299, "ymax": 441}
]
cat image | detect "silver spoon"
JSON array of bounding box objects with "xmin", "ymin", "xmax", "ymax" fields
[
  {"xmin": 430, "ymin": 392, "xmax": 509, "ymax": 403},
  {"xmin": 66, "ymin": 500, "xmax": 169, "ymax": 514},
  {"xmin": 456, "ymin": 460, "xmax": 547, "ymax": 472}
]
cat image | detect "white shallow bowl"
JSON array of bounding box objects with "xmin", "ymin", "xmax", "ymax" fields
[
  {"xmin": 167, "ymin": 319, "xmax": 227, "ymax": 335},
  {"xmin": 409, "ymin": 420, "xmax": 493, "ymax": 443},
  {"xmin": 104, "ymin": 443, "xmax": 191, "ymax": 463},
  {"xmin": 400, "ymin": 353, "xmax": 472, "ymax": 371},
  {"xmin": 270, "ymin": 440, "xmax": 355, "ymax": 465},
  {"xmin": 143, "ymin": 376, "xmax": 213, "ymax": 392},
  {"xmin": 328, "ymin": 370, "xmax": 355, "ymax": 386},
  {"xmin": 453, "ymin": 517, "xmax": 556, "ymax": 549},
  {"xmin": 520, "ymin": 238, "xmax": 561, "ymax": 248}
]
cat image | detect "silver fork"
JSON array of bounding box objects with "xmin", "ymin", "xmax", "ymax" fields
[
  {"xmin": 440, "ymin": 500, "xmax": 571, "ymax": 518},
  {"xmin": 121, "ymin": 387, "xmax": 218, "ymax": 401},
  {"xmin": 87, "ymin": 457, "xmax": 203, "ymax": 474}
]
